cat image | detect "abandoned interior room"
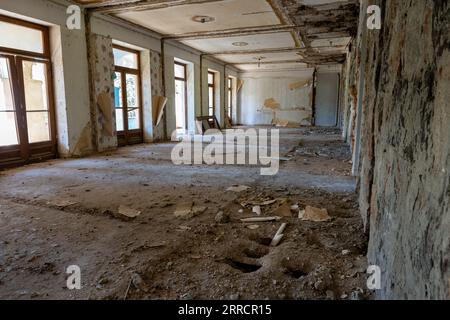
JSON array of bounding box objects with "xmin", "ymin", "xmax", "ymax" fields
[{"xmin": 0, "ymin": 0, "xmax": 448, "ymax": 301}]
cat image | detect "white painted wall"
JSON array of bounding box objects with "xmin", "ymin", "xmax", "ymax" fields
[{"xmin": 238, "ymin": 69, "xmax": 314, "ymax": 126}]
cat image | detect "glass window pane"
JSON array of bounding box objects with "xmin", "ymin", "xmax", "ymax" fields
[
  {"xmin": 0, "ymin": 111, "xmax": 19, "ymax": 146},
  {"xmin": 0, "ymin": 21, "xmax": 44, "ymax": 54},
  {"xmin": 113, "ymin": 48, "xmax": 138, "ymax": 69},
  {"xmin": 22, "ymin": 61, "xmax": 49, "ymax": 111},
  {"xmin": 114, "ymin": 72, "xmax": 123, "ymax": 131},
  {"xmin": 27, "ymin": 111, "xmax": 49, "ymax": 143},
  {"xmin": 208, "ymin": 73, "xmax": 214, "ymax": 85},
  {"xmin": 126, "ymin": 74, "xmax": 140, "ymax": 130},
  {"xmin": 174, "ymin": 64, "xmax": 185, "ymax": 79},
  {"xmin": 0, "ymin": 58, "xmax": 14, "ymax": 111},
  {"xmin": 175, "ymin": 79, "xmax": 186, "ymax": 129}
]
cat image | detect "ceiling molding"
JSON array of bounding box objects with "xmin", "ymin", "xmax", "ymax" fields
[
  {"xmin": 89, "ymin": 0, "xmax": 226, "ymax": 14},
  {"xmin": 163, "ymin": 24, "xmax": 296, "ymax": 41},
  {"xmin": 206, "ymin": 47, "xmax": 303, "ymax": 56},
  {"xmin": 234, "ymin": 59, "xmax": 305, "ymax": 65},
  {"xmin": 266, "ymin": 0, "xmax": 303, "ymax": 48}
]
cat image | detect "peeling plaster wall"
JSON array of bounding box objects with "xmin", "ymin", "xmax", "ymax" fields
[
  {"xmin": 88, "ymin": 34, "xmax": 117, "ymax": 152},
  {"xmin": 238, "ymin": 70, "xmax": 314, "ymax": 126},
  {"xmin": 345, "ymin": 0, "xmax": 450, "ymax": 299},
  {"xmin": 150, "ymin": 50, "xmax": 166, "ymax": 141}
]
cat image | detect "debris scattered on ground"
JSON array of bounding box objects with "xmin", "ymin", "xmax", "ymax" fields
[
  {"xmin": 174, "ymin": 202, "xmax": 193, "ymax": 218},
  {"xmin": 246, "ymin": 224, "xmax": 260, "ymax": 230},
  {"xmin": 118, "ymin": 205, "xmax": 141, "ymax": 219},
  {"xmin": 240, "ymin": 216, "xmax": 281, "ymax": 223},
  {"xmin": 342, "ymin": 249, "xmax": 351, "ymax": 256},
  {"xmin": 47, "ymin": 199, "xmax": 78, "ymax": 208},
  {"xmin": 174, "ymin": 202, "xmax": 207, "ymax": 219},
  {"xmin": 301, "ymin": 206, "xmax": 331, "ymax": 222},
  {"xmin": 270, "ymin": 223, "xmax": 287, "ymax": 247},
  {"xmin": 252, "ymin": 205, "xmax": 261, "ymax": 216},
  {"xmin": 226, "ymin": 185, "xmax": 251, "ymax": 193},
  {"xmin": 271, "ymin": 201, "xmax": 292, "ymax": 217},
  {"xmin": 215, "ymin": 211, "xmax": 230, "ymax": 224}
]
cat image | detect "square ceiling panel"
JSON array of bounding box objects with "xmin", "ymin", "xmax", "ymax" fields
[
  {"xmin": 180, "ymin": 32, "xmax": 296, "ymax": 53},
  {"xmin": 213, "ymin": 51, "xmax": 303, "ymax": 64},
  {"xmin": 115, "ymin": 0, "xmax": 281, "ymax": 36}
]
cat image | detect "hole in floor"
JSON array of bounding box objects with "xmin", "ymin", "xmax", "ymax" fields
[
  {"xmin": 284, "ymin": 268, "xmax": 308, "ymax": 279},
  {"xmin": 224, "ymin": 259, "xmax": 262, "ymax": 273},
  {"xmin": 243, "ymin": 247, "xmax": 269, "ymax": 259},
  {"xmin": 249, "ymin": 235, "xmax": 272, "ymax": 246}
]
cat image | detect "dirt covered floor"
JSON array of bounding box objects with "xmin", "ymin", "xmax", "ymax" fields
[{"xmin": 0, "ymin": 127, "xmax": 370, "ymax": 300}]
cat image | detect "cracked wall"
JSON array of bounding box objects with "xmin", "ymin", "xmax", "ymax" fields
[{"xmin": 346, "ymin": 0, "xmax": 450, "ymax": 299}]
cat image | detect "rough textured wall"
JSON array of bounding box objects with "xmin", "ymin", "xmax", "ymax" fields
[
  {"xmin": 88, "ymin": 34, "xmax": 117, "ymax": 152},
  {"xmin": 150, "ymin": 50, "xmax": 165, "ymax": 141},
  {"xmin": 341, "ymin": 38, "xmax": 359, "ymax": 148},
  {"xmin": 356, "ymin": 0, "xmax": 450, "ymax": 299}
]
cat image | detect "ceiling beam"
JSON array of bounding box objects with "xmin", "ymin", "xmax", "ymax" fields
[
  {"xmin": 74, "ymin": 0, "xmax": 141, "ymax": 9},
  {"xmin": 90, "ymin": 0, "xmax": 226, "ymax": 14},
  {"xmin": 234, "ymin": 60, "xmax": 306, "ymax": 65},
  {"xmin": 163, "ymin": 25, "xmax": 297, "ymax": 40},
  {"xmin": 205, "ymin": 44, "xmax": 347, "ymax": 56},
  {"xmin": 266, "ymin": 0, "xmax": 303, "ymax": 48}
]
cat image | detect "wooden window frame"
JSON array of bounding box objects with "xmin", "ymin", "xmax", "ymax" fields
[
  {"xmin": 0, "ymin": 15, "xmax": 56, "ymax": 168},
  {"xmin": 174, "ymin": 61, "xmax": 188, "ymax": 130},
  {"xmin": 227, "ymin": 77, "xmax": 233, "ymax": 122},
  {"xmin": 0, "ymin": 15, "xmax": 50, "ymax": 59},
  {"xmin": 113, "ymin": 44, "xmax": 143, "ymax": 146},
  {"xmin": 208, "ymin": 71, "xmax": 216, "ymax": 117}
]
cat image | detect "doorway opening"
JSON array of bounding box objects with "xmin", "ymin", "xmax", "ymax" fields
[
  {"xmin": 174, "ymin": 61, "xmax": 187, "ymax": 132},
  {"xmin": 0, "ymin": 15, "xmax": 56, "ymax": 168},
  {"xmin": 113, "ymin": 45, "xmax": 143, "ymax": 146}
]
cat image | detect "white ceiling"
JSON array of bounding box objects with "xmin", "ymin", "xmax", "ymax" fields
[
  {"xmin": 115, "ymin": 0, "xmax": 281, "ymax": 35},
  {"xmin": 180, "ymin": 31, "xmax": 296, "ymax": 54},
  {"xmin": 97, "ymin": 0, "xmax": 357, "ymax": 71},
  {"xmin": 214, "ymin": 51, "xmax": 302, "ymax": 64}
]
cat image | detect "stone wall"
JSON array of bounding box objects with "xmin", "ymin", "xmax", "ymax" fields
[
  {"xmin": 88, "ymin": 33, "xmax": 118, "ymax": 152},
  {"xmin": 348, "ymin": 0, "xmax": 450, "ymax": 299}
]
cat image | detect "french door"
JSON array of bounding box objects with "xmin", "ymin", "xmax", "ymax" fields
[
  {"xmin": 0, "ymin": 54, "xmax": 56, "ymax": 168},
  {"xmin": 113, "ymin": 46, "xmax": 143, "ymax": 146}
]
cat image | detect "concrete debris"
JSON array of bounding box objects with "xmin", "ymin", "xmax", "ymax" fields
[
  {"xmin": 240, "ymin": 217, "xmax": 281, "ymax": 223},
  {"xmin": 270, "ymin": 223, "xmax": 287, "ymax": 247},
  {"xmin": 226, "ymin": 185, "xmax": 251, "ymax": 192},
  {"xmin": 252, "ymin": 205, "xmax": 261, "ymax": 216},
  {"xmin": 272, "ymin": 202, "xmax": 292, "ymax": 217},
  {"xmin": 174, "ymin": 202, "xmax": 193, "ymax": 218},
  {"xmin": 302, "ymin": 206, "xmax": 331, "ymax": 222},
  {"xmin": 342, "ymin": 250, "xmax": 351, "ymax": 256},
  {"xmin": 174, "ymin": 202, "xmax": 207, "ymax": 219},
  {"xmin": 118, "ymin": 205, "xmax": 141, "ymax": 219},
  {"xmin": 298, "ymin": 209, "xmax": 306, "ymax": 219},
  {"xmin": 246, "ymin": 224, "xmax": 260, "ymax": 230},
  {"xmin": 215, "ymin": 211, "xmax": 230, "ymax": 224}
]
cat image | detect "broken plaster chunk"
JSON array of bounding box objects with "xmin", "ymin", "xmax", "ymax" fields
[
  {"xmin": 252, "ymin": 205, "xmax": 262, "ymax": 216},
  {"xmin": 118, "ymin": 205, "xmax": 141, "ymax": 219},
  {"xmin": 246, "ymin": 224, "xmax": 260, "ymax": 230},
  {"xmin": 226, "ymin": 185, "xmax": 251, "ymax": 193},
  {"xmin": 174, "ymin": 202, "xmax": 194, "ymax": 218},
  {"xmin": 302, "ymin": 206, "xmax": 331, "ymax": 222},
  {"xmin": 240, "ymin": 216, "xmax": 281, "ymax": 223},
  {"xmin": 270, "ymin": 223, "xmax": 287, "ymax": 247}
]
